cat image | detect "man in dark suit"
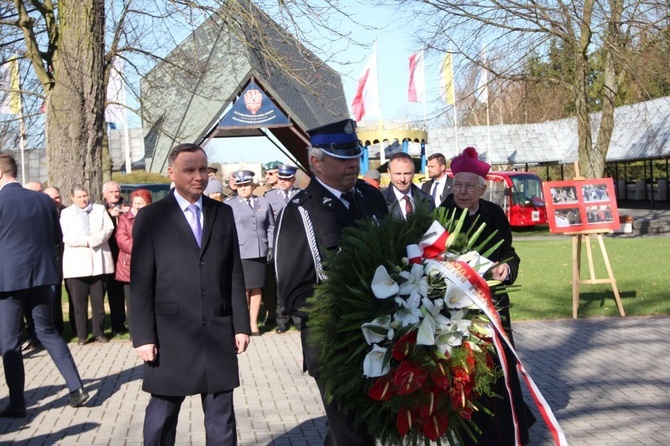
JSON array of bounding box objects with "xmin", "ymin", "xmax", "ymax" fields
[
  {"xmin": 382, "ymin": 152, "xmax": 435, "ymax": 219},
  {"xmin": 264, "ymin": 164, "xmax": 302, "ymax": 333},
  {"xmin": 421, "ymin": 152, "xmax": 452, "ymax": 206},
  {"xmin": 131, "ymin": 143, "xmax": 251, "ymax": 446},
  {"xmin": 0, "ymin": 154, "xmax": 89, "ymax": 418},
  {"xmin": 274, "ymin": 119, "xmax": 388, "ymax": 446}
]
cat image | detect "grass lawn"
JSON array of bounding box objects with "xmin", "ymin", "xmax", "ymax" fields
[{"xmin": 510, "ymin": 235, "xmax": 670, "ymax": 320}]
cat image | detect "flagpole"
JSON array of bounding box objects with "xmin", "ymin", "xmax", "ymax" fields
[
  {"xmin": 373, "ymin": 41, "xmax": 386, "ymax": 167},
  {"xmin": 16, "ymin": 59, "xmax": 26, "ymax": 185}
]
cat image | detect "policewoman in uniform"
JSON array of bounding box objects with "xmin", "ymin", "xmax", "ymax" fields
[
  {"xmin": 265, "ymin": 164, "xmax": 302, "ymax": 333},
  {"xmin": 274, "ymin": 119, "xmax": 388, "ymax": 446},
  {"xmin": 226, "ymin": 170, "xmax": 275, "ymax": 336}
]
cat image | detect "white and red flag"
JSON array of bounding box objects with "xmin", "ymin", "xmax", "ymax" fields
[
  {"xmin": 351, "ymin": 43, "xmax": 380, "ymax": 122},
  {"xmin": 408, "ymin": 49, "xmax": 425, "ymax": 103}
]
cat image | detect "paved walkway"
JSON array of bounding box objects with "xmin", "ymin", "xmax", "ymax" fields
[{"xmin": 1, "ymin": 315, "xmax": 669, "ymax": 445}]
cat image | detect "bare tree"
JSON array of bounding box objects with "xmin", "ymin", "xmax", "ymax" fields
[
  {"xmin": 387, "ymin": 0, "xmax": 669, "ymax": 178},
  {"xmin": 1, "ymin": 0, "xmax": 368, "ymax": 201}
]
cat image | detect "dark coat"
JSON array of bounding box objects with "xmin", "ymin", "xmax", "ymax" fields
[
  {"xmin": 381, "ymin": 183, "xmax": 435, "ymax": 219},
  {"xmin": 274, "ymin": 178, "xmax": 388, "ymax": 318},
  {"xmin": 439, "ymin": 194, "xmax": 533, "ymax": 445},
  {"xmin": 130, "ymin": 191, "xmax": 250, "ymax": 396},
  {"xmin": 0, "ymin": 182, "xmax": 61, "ymax": 292},
  {"xmin": 421, "ymin": 176, "xmax": 453, "ymax": 205}
]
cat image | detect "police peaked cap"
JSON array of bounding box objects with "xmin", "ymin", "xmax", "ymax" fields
[
  {"xmin": 232, "ymin": 170, "xmax": 255, "ymax": 185},
  {"xmin": 277, "ymin": 164, "xmax": 298, "ymax": 179},
  {"xmin": 307, "ymin": 119, "xmax": 363, "ymax": 159}
]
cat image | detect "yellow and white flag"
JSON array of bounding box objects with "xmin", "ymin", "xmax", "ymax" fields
[
  {"xmin": 0, "ymin": 57, "xmax": 20, "ymax": 115},
  {"xmin": 440, "ymin": 53, "xmax": 455, "ymax": 106}
]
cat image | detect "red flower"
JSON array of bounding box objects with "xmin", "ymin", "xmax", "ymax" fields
[
  {"xmin": 392, "ymin": 331, "xmax": 417, "ymax": 361},
  {"xmin": 394, "ymin": 361, "xmax": 427, "ymax": 395},
  {"xmin": 397, "ymin": 409, "xmax": 414, "ymax": 436},
  {"xmin": 430, "ymin": 360, "xmax": 451, "ymax": 391},
  {"xmin": 421, "ymin": 410, "xmax": 450, "ymax": 441},
  {"xmin": 368, "ymin": 375, "xmax": 395, "ymax": 401}
]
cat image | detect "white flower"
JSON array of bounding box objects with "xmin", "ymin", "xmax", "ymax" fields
[
  {"xmin": 457, "ymin": 251, "xmax": 495, "ymax": 276},
  {"xmin": 363, "ymin": 344, "xmax": 390, "ymax": 377},
  {"xmin": 444, "ymin": 282, "xmax": 474, "ymax": 309},
  {"xmin": 418, "ymin": 297, "xmax": 460, "ymax": 346},
  {"xmin": 371, "ymin": 265, "xmax": 399, "ymax": 299},
  {"xmin": 416, "ymin": 310, "xmax": 436, "ymax": 345},
  {"xmin": 398, "ymin": 263, "xmax": 429, "ymax": 297},
  {"xmin": 361, "ymin": 315, "xmax": 392, "ymax": 345},
  {"xmin": 393, "ymin": 294, "xmax": 422, "ymax": 327}
]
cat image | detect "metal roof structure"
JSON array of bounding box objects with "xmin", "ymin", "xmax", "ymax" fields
[
  {"xmin": 141, "ymin": 1, "xmax": 348, "ymax": 173},
  {"xmin": 428, "ymin": 96, "xmax": 670, "ymax": 165}
]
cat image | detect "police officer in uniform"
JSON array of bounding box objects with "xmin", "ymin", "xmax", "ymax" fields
[
  {"xmin": 274, "ymin": 119, "xmax": 387, "ymax": 446},
  {"xmin": 226, "ymin": 170, "xmax": 275, "ymax": 336},
  {"xmin": 265, "ymin": 164, "xmax": 302, "ymax": 333}
]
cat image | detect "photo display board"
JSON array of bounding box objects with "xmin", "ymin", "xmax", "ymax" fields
[{"xmin": 542, "ymin": 178, "xmax": 620, "ymax": 233}]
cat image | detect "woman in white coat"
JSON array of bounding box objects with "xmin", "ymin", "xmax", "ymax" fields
[{"xmin": 60, "ymin": 185, "xmax": 115, "ymax": 345}]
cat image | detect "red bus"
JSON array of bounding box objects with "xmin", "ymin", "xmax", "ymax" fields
[
  {"xmin": 483, "ymin": 171, "xmax": 548, "ymax": 227},
  {"xmin": 444, "ymin": 170, "xmax": 548, "ymax": 228}
]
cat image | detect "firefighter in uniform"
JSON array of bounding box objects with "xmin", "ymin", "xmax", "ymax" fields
[{"xmin": 274, "ymin": 119, "xmax": 387, "ymax": 446}]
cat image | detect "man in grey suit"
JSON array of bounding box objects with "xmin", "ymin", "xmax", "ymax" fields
[
  {"xmin": 382, "ymin": 152, "xmax": 435, "ymax": 219},
  {"xmin": 131, "ymin": 144, "xmax": 250, "ymax": 445},
  {"xmin": 0, "ymin": 153, "xmax": 89, "ymax": 418}
]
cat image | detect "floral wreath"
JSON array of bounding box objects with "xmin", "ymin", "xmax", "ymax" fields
[{"xmin": 306, "ymin": 208, "xmax": 567, "ymax": 446}]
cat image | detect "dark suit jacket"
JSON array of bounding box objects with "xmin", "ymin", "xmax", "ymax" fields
[
  {"xmin": 0, "ymin": 182, "xmax": 61, "ymax": 292},
  {"xmin": 421, "ymin": 176, "xmax": 453, "ymax": 205},
  {"xmin": 130, "ymin": 191, "xmax": 250, "ymax": 396},
  {"xmin": 382, "ymin": 183, "xmax": 435, "ymax": 219},
  {"xmin": 274, "ymin": 179, "xmax": 388, "ymax": 318}
]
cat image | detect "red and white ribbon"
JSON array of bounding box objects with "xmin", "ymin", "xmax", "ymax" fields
[{"xmin": 424, "ymin": 259, "xmax": 568, "ymax": 446}]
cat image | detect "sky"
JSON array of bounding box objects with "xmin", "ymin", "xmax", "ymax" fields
[{"xmin": 204, "ymin": 3, "xmax": 449, "ymax": 166}]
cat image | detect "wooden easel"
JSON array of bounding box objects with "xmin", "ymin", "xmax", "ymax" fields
[
  {"xmin": 568, "ymin": 162, "xmax": 625, "ymax": 318},
  {"xmin": 569, "ymin": 230, "xmax": 625, "ymax": 318}
]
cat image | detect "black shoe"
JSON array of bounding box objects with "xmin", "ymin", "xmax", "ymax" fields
[
  {"xmin": 68, "ymin": 388, "xmax": 90, "ymax": 408},
  {"xmin": 250, "ymin": 331, "xmax": 263, "ymax": 336},
  {"xmin": 275, "ymin": 327, "xmax": 287, "ymax": 334},
  {"xmin": 0, "ymin": 404, "xmax": 27, "ymax": 418},
  {"xmin": 21, "ymin": 339, "xmax": 40, "ymax": 351},
  {"xmin": 95, "ymin": 336, "xmax": 109, "ymax": 344},
  {"xmin": 77, "ymin": 338, "xmax": 87, "ymax": 346}
]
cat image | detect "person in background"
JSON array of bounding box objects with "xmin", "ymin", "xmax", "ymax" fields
[
  {"xmin": 264, "ymin": 164, "xmax": 302, "ymax": 333},
  {"xmin": 25, "ymin": 180, "xmax": 43, "ymax": 191},
  {"xmin": 421, "ymin": 152, "xmax": 453, "ymax": 206},
  {"xmin": 101, "ymin": 181, "xmax": 130, "ymax": 337},
  {"xmin": 382, "ymin": 152, "xmax": 434, "ymax": 219},
  {"xmin": 362, "ymin": 168, "xmax": 381, "ymax": 189},
  {"xmin": 253, "ymin": 161, "xmax": 280, "ymax": 197},
  {"xmin": 44, "ymin": 186, "xmax": 67, "ymax": 336},
  {"xmin": 61, "ymin": 185, "xmax": 115, "ymax": 345},
  {"xmin": 131, "ymin": 143, "xmax": 250, "ymax": 445},
  {"xmin": 203, "ymin": 164, "xmax": 223, "ymax": 198},
  {"xmin": 225, "ymin": 173, "xmax": 238, "ymax": 198},
  {"xmin": 0, "ymin": 153, "xmax": 89, "ymax": 418},
  {"xmin": 439, "ymin": 146, "xmax": 535, "ymax": 445},
  {"xmin": 274, "ymin": 119, "xmax": 388, "ymax": 446},
  {"xmin": 227, "ymin": 170, "xmax": 275, "ymax": 336},
  {"xmin": 19, "ymin": 181, "xmax": 45, "ymax": 349},
  {"xmin": 114, "ymin": 188, "xmax": 152, "ymax": 338}
]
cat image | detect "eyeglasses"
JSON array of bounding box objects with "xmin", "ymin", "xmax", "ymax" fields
[{"xmin": 452, "ymin": 182, "xmax": 480, "ymax": 192}]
